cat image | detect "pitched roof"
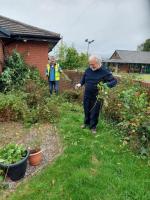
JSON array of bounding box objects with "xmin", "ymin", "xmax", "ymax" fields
[
  {"xmin": 107, "ymin": 50, "xmax": 150, "ymax": 64},
  {"xmin": 0, "ymin": 15, "xmax": 61, "ymax": 42}
]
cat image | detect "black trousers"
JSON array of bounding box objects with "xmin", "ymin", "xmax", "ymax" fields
[{"xmin": 83, "ymin": 96, "xmax": 103, "ymax": 129}]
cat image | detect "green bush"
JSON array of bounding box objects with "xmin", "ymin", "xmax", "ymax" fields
[
  {"xmin": 0, "ymin": 50, "xmax": 31, "ymax": 91},
  {"xmin": 100, "ymin": 77, "xmax": 150, "ymax": 154},
  {"xmin": 62, "ymin": 90, "xmax": 82, "ymax": 102},
  {"xmin": 0, "ymin": 50, "xmax": 60, "ymax": 126},
  {"xmin": 23, "ymin": 79, "xmax": 49, "ymax": 108},
  {"xmin": 56, "ymin": 43, "xmax": 88, "ymax": 69},
  {"xmin": 0, "ymin": 89, "xmax": 60, "ymax": 126},
  {"xmin": 38, "ymin": 98, "xmax": 60, "ymax": 123},
  {"xmin": 0, "ymin": 92, "xmax": 28, "ymax": 122},
  {"xmin": 0, "ymin": 50, "xmax": 44, "ymax": 92}
]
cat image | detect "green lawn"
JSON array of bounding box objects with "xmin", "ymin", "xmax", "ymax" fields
[
  {"xmin": 135, "ymin": 74, "xmax": 150, "ymax": 82},
  {"xmin": 6, "ymin": 103, "xmax": 150, "ymax": 200},
  {"xmin": 114, "ymin": 73, "xmax": 150, "ymax": 82}
]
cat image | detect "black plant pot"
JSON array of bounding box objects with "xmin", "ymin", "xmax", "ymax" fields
[{"xmin": 0, "ymin": 150, "xmax": 29, "ymax": 181}]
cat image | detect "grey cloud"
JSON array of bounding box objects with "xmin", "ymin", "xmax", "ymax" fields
[{"xmin": 0, "ymin": 0, "xmax": 149, "ymax": 57}]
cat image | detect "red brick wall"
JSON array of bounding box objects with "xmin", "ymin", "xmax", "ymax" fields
[
  {"xmin": 0, "ymin": 40, "xmax": 4, "ymax": 73},
  {"xmin": 5, "ymin": 41, "xmax": 48, "ymax": 77}
]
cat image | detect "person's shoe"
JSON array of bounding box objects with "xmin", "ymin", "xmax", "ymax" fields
[
  {"xmin": 91, "ymin": 128, "xmax": 97, "ymax": 134},
  {"xmin": 81, "ymin": 124, "xmax": 88, "ymax": 129}
]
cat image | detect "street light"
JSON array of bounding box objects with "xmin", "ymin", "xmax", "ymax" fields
[{"xmin": 85, "ymin": 39, "xmax": 94, "ymax": 55}]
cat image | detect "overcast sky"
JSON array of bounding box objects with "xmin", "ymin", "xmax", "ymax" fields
[{"xmin": 0, "ymin": 0, "xmax": 150, "ymax": 58}]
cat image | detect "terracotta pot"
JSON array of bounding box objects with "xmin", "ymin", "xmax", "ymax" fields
[{"xmin": 28, "ymin": 149, "xmax": 42, "ymax": 166}]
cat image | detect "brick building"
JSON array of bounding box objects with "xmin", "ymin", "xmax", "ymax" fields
[
  {"xmin": 104, "ymin": 50, "xmax": 150, "ymax": 74},
  {"xmin": 0, "ymin": 15, "xmax": 60, "ymax": 76}
]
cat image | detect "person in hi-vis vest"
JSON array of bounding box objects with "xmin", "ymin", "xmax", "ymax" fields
[{"xmin": 46, "ymin": 56, "xmax": 62, "ymax": 95}]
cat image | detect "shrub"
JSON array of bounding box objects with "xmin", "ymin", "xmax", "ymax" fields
[
  {"xmin": 62, "ymin": 90, "xmax": 82, "ymax": 102},
  {"xmin": 0, "ymin": 92, "xmax": 28, "ymax": 122},
  {"xmin": 98, "ymin": 76, "xmax": 150, "ymax": 154},
  {"xmin": 23, "ymin": 80, "xmax": 49, "ymax": 108},
  {"xmin": 0, "ymin": 50, "xmax": 44, "ymax": 92},
  {"xmin": 38, "ymin": 98, "xmax": 60, "ymax": 123},
  {"xmin": 56, "ymin": 43, "xmax": 88, "ymax": 69},
  {"xmin": 0, "ymin": 50, "xmax": 30, "ymax": 91}
]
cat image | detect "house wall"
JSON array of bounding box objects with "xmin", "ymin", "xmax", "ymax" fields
[
  {"xmin": 108, "ymin": 63, "xmax": 129, "ymax": 73},
  {"xmin": 0, "ymin": 40, "xmax": 4, "ymax": 73},
  {"xmin": 119, "ymin": 64, "xmax": 129, "ymax": 73},
  {"xmin": 5, "ymin": 40, "xmax": 49, "ymax": 77}
]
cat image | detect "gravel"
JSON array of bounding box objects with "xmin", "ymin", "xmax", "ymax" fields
[{"xmin": 0, "ymin": 122, "xmax": 62, "ymax": 198}]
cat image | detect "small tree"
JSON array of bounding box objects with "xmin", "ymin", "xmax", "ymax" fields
[
  {"xmin": 64, "ymin": 47, "xmax": 80, "ymax": 69},
  {"xmin": 78, "ymin": 52, "xmax": 88, "ymax": 69},
  {"xmin": 137, "ymin": 39, "xmax": 150, "ymax": 51},
  {"xmin": 56, "ymin": 41, "xmax": 68, "ymax": 67}
]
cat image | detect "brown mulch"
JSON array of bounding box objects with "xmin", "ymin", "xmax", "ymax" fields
[{"xmin": 0, "ymin": 122, "xmax": 63, "ymax": 197}]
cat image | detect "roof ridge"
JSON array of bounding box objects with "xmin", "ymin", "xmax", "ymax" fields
[
  {"xmin": 116, "ymin": 49, "xmax": 150, "ymax": 53},
  {"xmin": 0, "ymin": 15, "xmax": 60, "ymax": 37}
]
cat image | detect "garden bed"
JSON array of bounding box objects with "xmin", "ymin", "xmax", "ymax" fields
[{"xmin": 0, "ymin": 122, "xmax": 62, "ymax": 198}]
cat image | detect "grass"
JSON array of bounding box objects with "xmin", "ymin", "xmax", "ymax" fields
[
  {"xmin": 114, "ymin": 73, "xmax": 150, "ymax": 82},
  {"xmin": 134, "ymin": 74, "xmax": 150, "ymax": 82},
  {"xmin": 5, "ymin": 102, "xmax": 150, "ymax": 200}
]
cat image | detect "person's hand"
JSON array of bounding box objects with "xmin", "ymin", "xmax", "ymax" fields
[{"xmin": 75, "ymin": 83, "xmax": 81, "ymax": 90}]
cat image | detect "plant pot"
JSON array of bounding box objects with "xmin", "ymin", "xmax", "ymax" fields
[
  {"xmin": 29, "ymin": 149, "xmax": 42, "ymax": 166},
  {"xmin": 0, "ymin": 150, "xmax": 29, "ymax": 181}
]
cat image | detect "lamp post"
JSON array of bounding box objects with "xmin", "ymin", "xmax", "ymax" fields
[{"xmin": 85, "ymin": 39, "xmax": 94, "ymax": 55}]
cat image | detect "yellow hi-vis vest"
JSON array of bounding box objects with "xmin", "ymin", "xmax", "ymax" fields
[{"xmin": 46, "ymin": 63, "xmax": 60, "ymax": 81}]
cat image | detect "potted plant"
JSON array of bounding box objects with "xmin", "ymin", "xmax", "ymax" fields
[
  {"xmin": 28, "ymin": 137, "xmax": 42, "ymax": 166},
  {"xmin": 0, "ymin": 143, "xmax": 29, "ymax": 181}
]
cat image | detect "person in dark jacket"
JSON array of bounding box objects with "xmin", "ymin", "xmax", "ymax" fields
[{"xmin": 75, "ymin": 55, "xmax": 117, "ymax": 134}]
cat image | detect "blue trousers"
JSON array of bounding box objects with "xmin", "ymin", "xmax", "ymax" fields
[
  {"xmin": 49, "ymin": 81, "xmax": 59, "ymax": 95},
  {"xmin": 83, "ymin": 96, "xmax": 103, "ymax": 129}
]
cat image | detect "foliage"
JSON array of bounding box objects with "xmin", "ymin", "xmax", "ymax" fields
[
  {"xmin": 0, "ymin": 87, "xmax": 60, "ymax": 126},
  {"xmin": 62, "ymin": 89, "xmax": 82, "ymax": 102},
  {"xmin": 97, "ymin": 82, "xmax": 109, "ymax": 107},
  {"xmin": 23, "ymin": 79, "xmax": 49, "ymax": 108},
  {"xmin": 137, "ymin": 38, "xmax": 150, "ymax": 51},
  {"xmin": 0, "ymin": 92, "xmax": 28, "ymax": 122},
  {"xmin": 78, "ymin": 53, "xmax": 88, "ymax": 69},
  {"xmin": 42, "ymin": 97, "xmax": 60, "ymax": 122},
  {"xmin": 0, "ymin": 50, "xmax": 30, "ymax": 91},
  {"xmin": 0, "ymin": 50, "xmax": 43, "ymax": 92},
  {"xmin": 64, "ymin": 47, "xmax": 80, "ymax": 69},
  {"xmin": 7, "ymin": 102, "xmax": 150, "ymax": 200},
  {"xmin": 100, "ymin": 76, "xmax": 150, "ymax": 154},
  {"xmin": 56, "ymin": 41, "xmax": 68, "ymax": 67},
  {"xmin": 56, "ymin": 43, "xmax": 88, "ymax": 69},
  {"xmin": 0, "ymin": 144, "xmax": 26, "ymax": 165},
  {"xmin": 0, "ymin": 50, "xmax": 60, "ymax": 126}
]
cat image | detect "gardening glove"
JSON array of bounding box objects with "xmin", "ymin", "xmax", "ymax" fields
[{"xmin": 75, "ymin": 83, "xmax": 81, "ymax": 90}]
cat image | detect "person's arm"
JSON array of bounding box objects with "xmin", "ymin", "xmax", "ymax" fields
[
  {"xmin": 45, "ymin": 68, "xmax": 49, "ymax": 76},
  {"xmin": 80, "ymin": 72, "xmax": 86, "ymax": 86},
  {"xmin": 75, "ymin": 71, "xmax": 86, "ymax": 89},
  {"xmin": 59, "ymin": 66, "xmax": 63, "ymax": 73},
  {"xmin": 102, "ymin": 73, "xmax": 117, "ymax": 88}
]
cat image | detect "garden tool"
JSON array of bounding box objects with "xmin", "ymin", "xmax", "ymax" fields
[{"xmin": 61, "ymin": 71, "xmax": 72, "ymax": 82}]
